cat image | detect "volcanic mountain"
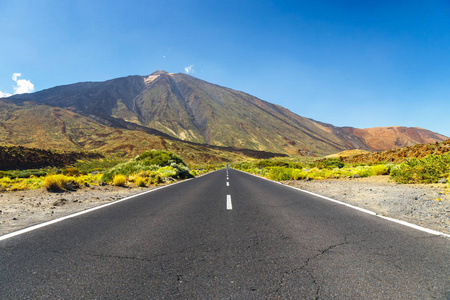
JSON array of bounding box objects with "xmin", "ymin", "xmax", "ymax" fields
[{"xmin": 2, "ymin": 70, "xmax": 448, "ymax": 156}]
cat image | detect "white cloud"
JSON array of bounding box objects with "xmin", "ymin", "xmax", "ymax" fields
[
  {"xmin": 12, "ymin": 73, "xmax": 21, "ymax": 81},
  {"xmin": 12, "ymin": 73, "xmax": 34, "ymax": 94},
  {"xmin": 184, "ymin": 65, "xmax": 195, "ymax": 74},
  {"xmin": 0, "ymin": 91, "xmax": 12, "ymax": 98},
  {"xmin": 0, "ymin": 73, "xmax": 35, "ymax": 97}
]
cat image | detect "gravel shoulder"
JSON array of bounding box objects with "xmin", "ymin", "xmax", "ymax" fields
[
  {"xmin": 283, "ymin": 176, "xmax": 450, "ymax": 235},
  {"xmin": 0, "ymin": 185, "xmax": 157, "ymax": 236}
]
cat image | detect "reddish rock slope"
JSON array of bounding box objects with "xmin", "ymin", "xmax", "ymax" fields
[{"xmin": 342, "ymin": 126, "xmax": 448, "ymax": 151}]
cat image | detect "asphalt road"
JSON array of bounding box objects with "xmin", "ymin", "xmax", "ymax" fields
[{"xmin": 1, "ymin": 168, "xmax": 449, "ymax": 299}]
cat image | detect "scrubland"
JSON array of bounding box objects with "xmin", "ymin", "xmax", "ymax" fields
[
  {"xmin": 2, "ymin": 147, "xmax": 450, "ymax": 193},
  {"xmin": 0, "ymin": 150, "xmax": 191, "ymax": 192},
  {"xmin": 1, "ymin": 145, "xmax": 450, "ymax": 236},
  {"xmin": 230, "ymin": 155, "xmax": 450, "ymax": 188}
]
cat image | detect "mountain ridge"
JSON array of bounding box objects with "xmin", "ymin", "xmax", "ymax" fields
[{"xmin": 3, "ymin": 71, "xmax": 448, "ymax": 156}]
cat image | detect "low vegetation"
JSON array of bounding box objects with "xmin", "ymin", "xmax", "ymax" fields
[
  {"xmin": 0, "ymin": 149, "xmax": 192, "ymax": 191},
  {"xmin": 230, "ymin": 153, "xmax": 450, "ymax": 188},
  {"xmin": 230, "ymin": 158, "xmax": 393, "ymax": 181},
  {"xmin": 112, "ymin": 174, "xmax": 127, "ymax": 187},
  {"xmin": 43, "ymin": 175, "xmax": 69, "ymax": 191},
  {"xmin": 390, "ymin": 153, "xmax": 450, "ymax": 184},
  {"xmin": 3, "ymin": 140, "xmax": 450, "ymax": 192},
  {"xmin": 341, "ymin": 140, "xmax": 450, "ymax": 164},
  {"xmin": 188, "ymin": 163, "xmax": 226, "ymax": 177},
  {"xmin": 101, "ymin": 150, "xmax": 191, "ymax": 185}
]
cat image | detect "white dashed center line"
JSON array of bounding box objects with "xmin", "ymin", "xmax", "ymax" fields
[
  {"xmin": 226, "ymin": 182, "xmax": 229, "ymax": 186},
  {"xmin": 227, "ymin": 195, "xmax": 232, "ymax": 210}
]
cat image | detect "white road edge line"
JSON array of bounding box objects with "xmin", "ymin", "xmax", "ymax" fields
[
  {"xmin": 227, "ymin": 194, "xmax": 232, "ymax": 210},
  {"xmin": 234, "ymin": 169, "xmax": 450, "ymax": 239},
  {"xmin": 0, "ymin": 171, "xmax": 220, "ymax": 242}
]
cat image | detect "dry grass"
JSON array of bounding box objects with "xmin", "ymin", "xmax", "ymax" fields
[
  {"xmin": 325, "ymin": 149, "xmax": 371, "ymax": 158},
  {"xmin": 43, "ymin": 174, "xmax": 68, "ymax": 191}
]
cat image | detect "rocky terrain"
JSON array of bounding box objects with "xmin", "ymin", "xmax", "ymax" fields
[{"xmin": 0, "ymin": 145, "xmax": 103, "ymax": 170}]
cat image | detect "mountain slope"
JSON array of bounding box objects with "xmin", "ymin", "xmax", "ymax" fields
[
  {"xmin": 0, "ymin": 100, "xmax": 285, "ymax": 163},
  {"xmin": 5, "ymin": 71, "xmax": 448, "ymax": 155},
  {"xmin": 135, "ymin": 72, "xmax": 367, "ymax": 154},
  {"xmin": 341, "ymin": 126, "xmax": 447, "ymax": 151},
  {"xmin": 339, "ymin": 139, "xmax": 450, "ymax": 164}
]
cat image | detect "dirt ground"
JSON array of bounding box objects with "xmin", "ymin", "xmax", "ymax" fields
[
  {"xmin": 1, "ymin": 176, "xmax": 449, "ymax": 236},
  {"xmin": 283, "ymin": 176, "xmax": 450, "ymax": 235},
  {"xmin": 0, "ymin": 185, "xmax": 157, "ymax": 236}
]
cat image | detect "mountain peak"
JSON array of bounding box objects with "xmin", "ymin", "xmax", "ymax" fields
[{"xmin": 151, "ymin": 70, "xmax": 169, "ymax": 75}]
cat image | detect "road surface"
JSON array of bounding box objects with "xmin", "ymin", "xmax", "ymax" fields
[{"xmin": 1, "ymin": 169, "xmax": 449, "ymax": 299}]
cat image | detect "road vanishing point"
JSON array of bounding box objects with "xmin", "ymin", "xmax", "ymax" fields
[{"xmin": 1, "ymin": 169, "xmax": 449, "ymax": 299}]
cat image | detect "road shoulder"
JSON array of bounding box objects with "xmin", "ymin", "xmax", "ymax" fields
[
  {"xmin": 283, "ymin": 176, "xmax": 450, "ymax": 235},
  {"xmin": 0, "ymin": 185, "xmax": 157, "ymax": 236}
]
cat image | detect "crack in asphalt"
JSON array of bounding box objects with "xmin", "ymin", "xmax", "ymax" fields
[
  {"xmin": 267, "ymin": 241, "xmax": 349, "ymax": 299},
  {"xmin": 264, "ymin": 226, "xmax": 379, "ymax": 298},
  {"xmin": 297, "ymin": 235, "xmax": 354, "ymax": 299},
  {"xmin": 297, "ymin": 233, "xmax": 375, "ymax": 299},
  {"xmin": 272, "ymin": 270, "xmax": 289, "ymax": 294},
  {"xmin": 87, "ymin": 252, "xmax": 155, "ymax": 262}
]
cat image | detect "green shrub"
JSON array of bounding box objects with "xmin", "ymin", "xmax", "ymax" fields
[
  {"xmin": 135, "ymin": 176, "xmax": 146, "ymax": 187},
  {"xmin": 136, "ymin": 150, "xmax": 184, "ymax": 165},
  {"xmin": 255, "ymin": 160, "xmax": 289, "ymax": 168},
  {"xmin": 9, "ymin": 178, "xmax": 44, "ymax": 191},
  {"xmin": 390, "ymin": 154, "xmax": 450, "ymax": 183},
  {"xmin": 232, "ymin": 162, "xmax": 253, "ymax": 170},
  {"xmin": 321, "ymin": 169, "xmax": 342, "ymax": 179},
  {"xmin": 312, "ymin": 158, "xmax": 344, "ymax": 169},
  {"xmin": 354, "ymin": 167, "xmax": 373, "ymax": 177},
  {"xmin": 147, "ymin": 171, "xmax": 162, "ymax": 185},
  {"xmin": 157, "ymin": 166, "xmax": 177, "ymax": 178},
  {"xmin": 4, "ymin": 169, "xmax": 48, "ymax": 179},
  {"xmin": 113, "ymin": 174, "xmax": 127, "ymax": 186},
  {"xmin": 171, "ymin": 163, "xmax": 191, "ymax": 179},
  {"xmin": 102, "ymin": 150, "xmax": 190, "ymax": 183},
  {"xmin": 190, "ymin": 170, "xmax": 200, "ymax": 177},
  {"xmin": 292, "ymin": 169, "xmax": 307, "ymax": 180},
  {"xmin": 371, "ymin": 164, "xmax": 390, "ymax": 175},
  {"xmin": 268, "ymin": 167, "xmax": 293, "ymax": 181}
]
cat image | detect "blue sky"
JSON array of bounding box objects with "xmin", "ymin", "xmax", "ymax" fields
[{"xmin": 1, "ymin": 0, "xmax": 450, "ymax": 136}]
